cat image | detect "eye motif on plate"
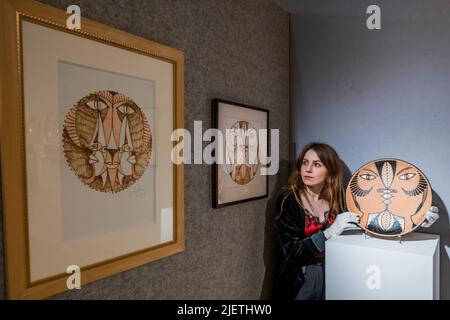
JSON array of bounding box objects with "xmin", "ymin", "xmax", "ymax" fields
[
  {"xmin": 63, "ymin": 90, "xmax": 152, "ymax": 193},
  {"xmin": 346, "ymin": 158, "xmax": 432, "ymax": 237}
]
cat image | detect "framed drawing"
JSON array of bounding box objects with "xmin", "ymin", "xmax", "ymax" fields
[
  {"xmin": 0, "ymin": 0, "xmax": 184, "ymax": 299},
  {"xmin": 212, "ymin": 98, "xmax": 269, "ymax": 208},
  {"xmin": 346, "ymin": 158, "xmax": 432, "ymax": 237}
]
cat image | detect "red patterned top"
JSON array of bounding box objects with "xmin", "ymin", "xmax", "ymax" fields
[{"xmin": 304, "ymin": 211, "xmax": 335, "ymax": 237}]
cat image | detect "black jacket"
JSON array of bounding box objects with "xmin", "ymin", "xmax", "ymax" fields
[{"xmin": 272, "ymin": 189, "xmax": 329, "ymax": 300}]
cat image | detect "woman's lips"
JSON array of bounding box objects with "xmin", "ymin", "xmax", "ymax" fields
[{"xmin": 303, "ymin": 176, "xmax": 314, "ymax": 180}]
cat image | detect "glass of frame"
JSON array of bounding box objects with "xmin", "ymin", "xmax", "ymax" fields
[
  {"xmin": 212, "ymin": 98, "xmax": 269, "ymax": 208},
  {"xmin": 0, "ymin": 0, "xmax": 184, "ymax": 299}
]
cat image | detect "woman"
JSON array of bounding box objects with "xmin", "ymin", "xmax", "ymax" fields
[{"xmin": 272, "ymin": 142, "xmax": 439, "ymax": 300}]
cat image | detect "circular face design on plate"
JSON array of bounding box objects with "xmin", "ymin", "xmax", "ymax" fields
[
  {"xmin": 346, "ymin": 158, "xmax": 432, "ymax": 237},
  {"xmin": 63, "ymin": 90, "xmax": 152, "ymax": 193},
  {"xmin": 224, "ymin": 120, "xmax": 259, "ymax": 185}
]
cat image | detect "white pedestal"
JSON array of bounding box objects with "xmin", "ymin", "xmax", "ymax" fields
[{"xmin": 325, "ymin": 231, "xmax": 440, "ymax": 300}]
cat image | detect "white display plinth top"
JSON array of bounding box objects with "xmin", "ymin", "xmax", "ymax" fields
[{"xmin": 325, "ymin": 230, "xmax": 440, "ymax": 300}]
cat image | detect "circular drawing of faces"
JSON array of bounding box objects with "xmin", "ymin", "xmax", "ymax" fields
[
  {"xmin": 345, "ymin": 158, "xmax": 432, "ymax": 237},
  {"xmin": 63, "ymin": 90, "xmax": 152, "ymax": 193},
  {"xmin": 225, "ymin": 120, "xmax": 259, "ymax": 185}
]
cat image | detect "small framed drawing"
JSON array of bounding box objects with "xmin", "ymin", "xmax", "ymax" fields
[
  {"xmin": 212, "ymin": 98, "xmax": 269, "ymax": 208},
  {"xmin": 0, "ymin": 0, "xmax": 184, "ymax": 299}
]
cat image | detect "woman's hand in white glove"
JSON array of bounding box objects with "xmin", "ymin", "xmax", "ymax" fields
[
  {"xmin": 323, "ymin": 212, "xmax": 360, "ymax": 240},
  {"xmin": 421, "ymin": 206, "xmax": 439, "ymax": 228}
]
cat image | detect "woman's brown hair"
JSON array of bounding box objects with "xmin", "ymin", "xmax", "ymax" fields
[{"xmin": 285, "ymin": 142, "xmax": 346, "ymax": 219}]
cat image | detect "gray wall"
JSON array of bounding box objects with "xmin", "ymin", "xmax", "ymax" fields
[
  {"xmin": 287, "ymin": 0, "xmax": 450, "ymax": 299},
  {"xmin": 0, "ymin": 0, "xmax": 289, "ymax": 299}
]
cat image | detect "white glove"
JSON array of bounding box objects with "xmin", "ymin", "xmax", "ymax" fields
[
  {"xmin": 323, "ymin": 212, "xmax": 359, "ymax": 239},
  {"xmin": 421, "ymin": 206, "xmax": 439, "ymax": 228}
]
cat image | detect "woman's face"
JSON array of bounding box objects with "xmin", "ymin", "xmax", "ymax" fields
[{"xmin": 300, "ymin": 149, "xmax": 328, "ymax": 188}]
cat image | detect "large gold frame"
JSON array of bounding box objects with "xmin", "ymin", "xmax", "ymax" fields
[{"xmin": 0, "ymin": 0, "xmax": 184, "ymax": 299}]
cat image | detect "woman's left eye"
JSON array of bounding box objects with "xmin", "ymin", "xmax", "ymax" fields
[
  {"xmin": 314, "ymin": 163, "xmax": 321, "ymax": 167},
  {"xmin": 399, "ymin": 172, "xmax": 416, "ymax": 180}
]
